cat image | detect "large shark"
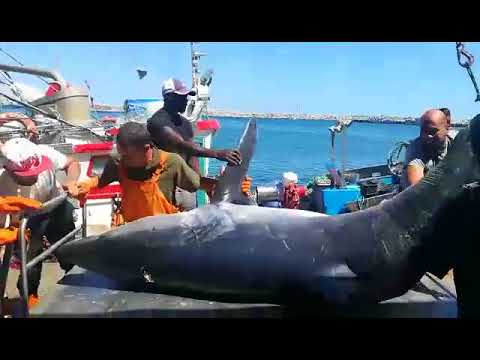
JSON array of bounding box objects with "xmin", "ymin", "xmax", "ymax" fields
[{"xmin": 57, "ymin": 115, "xmax": 480, "ymax": 307}]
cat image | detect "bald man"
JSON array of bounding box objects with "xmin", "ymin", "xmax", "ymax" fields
[{"xmin": 401, "ymin": 109, "xmax": 453, "ymax": 189}]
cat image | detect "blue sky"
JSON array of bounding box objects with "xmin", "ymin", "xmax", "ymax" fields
[{"xmin": 1, "ymin": 42, "xmax": 480, "ymax": 120}]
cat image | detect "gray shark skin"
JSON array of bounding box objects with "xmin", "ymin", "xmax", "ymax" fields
[{"xmin": 57, "ymin": 115, "xmax": 480, "ymax": 307}]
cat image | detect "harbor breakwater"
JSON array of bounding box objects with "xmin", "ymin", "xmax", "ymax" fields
[{"xmin": 208, "ymin": 109, "xmax": 468, "ymax": 127}]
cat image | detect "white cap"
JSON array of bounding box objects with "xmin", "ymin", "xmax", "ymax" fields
[
  {"xmin": 162, "ymin": 78, "xmax": 196, "ymax": 98},
  {"xmin": 2, "ymin": 138, "xmax": 53, "ymax": 177},
  {"xmin": 282, "ymin": 172, "xmax": 298, "ymax": 186}
]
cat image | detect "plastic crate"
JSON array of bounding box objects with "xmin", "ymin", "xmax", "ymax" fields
[{"xmin": 321, "ymin": 185, "xmax": 362, "ymax": 215}]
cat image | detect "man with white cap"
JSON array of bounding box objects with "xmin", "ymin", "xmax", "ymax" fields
[
  {"xmin": 147, "ymin": 78, "xmax": 242, "ymax": 210},
  {"xmin": 147, "ymin": 78, "xmax": 242, "ymax": 170},
  {"xmin": 0, "ymin": 138, "xmax": 80, "ymax": 308}
]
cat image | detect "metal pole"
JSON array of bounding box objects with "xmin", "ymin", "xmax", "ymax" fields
[
  {"xmin": 26, "ymin": 227, "xmax": 81, "ymax": 271},
  {"xmin": 0, "ymin": 243, "xmax": 14, "ymax": 316},
  {"xmin": 82, "ymin": 203, "xmax": 87, "ymax": 238},
  {"xmin": 191, "ymin": 42, "xmax": 195, "ymax": 86},
  {"xmin": 0, "ymin": 63, "xmax": 65, "ymax": 84},
  {"xmin": 341, "ymin": 129, "xmax": 346, "ymax": 186},
  {"xmin": 0, "ymin": 48, "xmax": 51, "ymax": 85},
  {"xmin": 19, "ymin": 218, "xmax": 29, "ymax": 318}
]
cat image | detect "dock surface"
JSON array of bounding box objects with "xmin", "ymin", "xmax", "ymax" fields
[{"xmin": 23, "ymin": 266, "xmax": 458, "ymax": 318}]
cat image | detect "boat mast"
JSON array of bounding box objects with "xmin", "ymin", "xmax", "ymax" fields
[
  {"xmin": 190, "ymin": 42, "xmax": 199, "ymax": 119},
  {"xmin": 189, "ymin": 42, "xmax": 209, "ymax": 120},
  {"xmin": 191, "ymin": 42, "xmax": 205, "ymax": 89}
]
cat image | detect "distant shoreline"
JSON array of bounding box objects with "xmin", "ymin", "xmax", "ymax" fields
[
  {"xmin": 1, "ymin": 102, "xmax": 468, "ymax": 127},
  {"xmin": 210, "ymin": 112, "xmax": 468, "ymax": 128}
]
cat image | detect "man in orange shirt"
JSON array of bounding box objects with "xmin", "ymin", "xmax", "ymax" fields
[{"xmin": 70, "ymin": 122, "xmax": 251, "ymax": 225}]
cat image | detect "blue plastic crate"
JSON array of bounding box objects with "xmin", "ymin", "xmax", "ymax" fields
[{"xmin": 321, "ymin": 185, "xmax": 362, "ymax": 215}]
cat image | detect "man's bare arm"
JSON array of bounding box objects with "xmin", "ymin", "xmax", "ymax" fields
[
  {"xmin": 153, "ymin": 126, "xmax": 242, "ymax": 165},
  {"xmin": 406, "ymin": 165, "xmax": 424, "ymax": 187},
  {"xmin": 68, "ymin": 158, "xmax": 118, "ymax": 198},
  {"xmin": 62, "ymin": 156, "xmax": 81, "ymax": 184},
  {"xmin": 60, "ymin": 157, "xmax": 81, "ymax": 195},
  {"xmin": 0, "ymin": 116, "xmax": 37, "ymax": 140}
]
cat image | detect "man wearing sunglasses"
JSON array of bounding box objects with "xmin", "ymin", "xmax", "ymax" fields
[{"xmin": 401, "ymin": 109, "xmax": 453, "ymax": 189}]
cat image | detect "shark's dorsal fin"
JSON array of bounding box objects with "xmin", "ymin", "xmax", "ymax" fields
[{"xmin": 211, "ymin": 119, "xmax": 257, "ymax": 205}]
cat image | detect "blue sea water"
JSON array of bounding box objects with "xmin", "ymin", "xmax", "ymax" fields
[
  {"xmin": 1, "ymin": 105, "xmax": 420, "ymax": 185},
  {"xmin": 208, "ymin": 117, "xmax": 420, "ymax": 184}
]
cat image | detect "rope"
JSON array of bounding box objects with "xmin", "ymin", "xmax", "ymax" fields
[
  {"xmin": 0, "ymin": 91, "xmax": 108, "ymax": 142},
  {"xmin": 0, "ymin": 48, "xmax": 50, "ymax": 86},
  {"xmin": 387, "ymin": 141, "xmax": 410, "ymax": 176},
  {"xmin": 0, "ymin": 71, "xmax": 29, "ymax": 103}
]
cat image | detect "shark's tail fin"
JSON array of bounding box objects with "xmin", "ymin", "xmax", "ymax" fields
[{"xmin": 211, "ymin": 119, "xmax": 257, "ymax": 205}]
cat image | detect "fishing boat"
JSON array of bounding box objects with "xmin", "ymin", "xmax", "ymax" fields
[
  {"xmin": 0, "ymin": 42, "xmax": 220, "ymax": 235},
  {"xmin": 254, "ymin": 117, "xmax": 405, "ymax": 215},
  {"xmin": 253, "ymin": 113, "xmax": 465, "ymax": 216}
]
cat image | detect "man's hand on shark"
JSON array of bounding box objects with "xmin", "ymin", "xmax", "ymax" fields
[
  {"xmin": 215, "ymin": 149, "xmax": 242, "ymax": 166},
  {"xmin": 200, "ymin": 176, "xmax": 252, "ymax": 199}
]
